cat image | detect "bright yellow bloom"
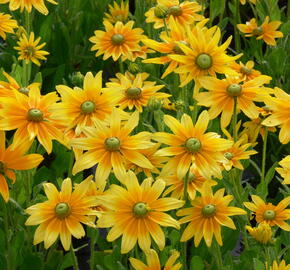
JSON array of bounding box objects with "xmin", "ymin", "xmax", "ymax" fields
[
  {"xmin": 269, "ymin": 260, "xmax": 290, "ymax": 270},
  {"xmin": 104, "ymin": 0, "xmax": 129, "ymax": 24},
  {"xmin": 262, "ymin": 87, "xmax": 290, "ymax": 144},
  {"xmin": 14, "ymin": 32, "xmax": 49, "ymax": 66},
  {"xmin": 230, "ymin": 60, "xmax": 261, "ymax": 81},
  {"xmin": 25, "ymin": 177, "xmax": 98, "ymax": 250},
  {"xmin": 71, "ymin": 109, "xmax": 154, "ymax": 185},
  {"xmin": 0, "ymin": 0, "xmax": 57, "ymax": 15},
  {"xmin": 237, "ymin": 16, "xmax": 283, "ymax": 46},
  {"xmin": 51, "ymin": 71, "xmax": 119, "ymax": 135},
  {"xmin": 145, "ymin": 0, "xmax": 204, "ymax": 29},
  {"xmin": 154, "ymin": 111, "xmax": 232, "ymax": 180},
  {"xmin": 89, "ymin": 21, "xmax": 146, "ymax": 61},
  {"xmin": 0, "ymin": 86, "xmax": 66, "ymax": 154},
  {"xmin": 246, "ymin": 222, "xmax": 273, "ymax": 244},
  {"xmin": 240, "ymin": 0, "xmax": 256, "ymax": 4},
  {"xmin": 244, "ymin": 195, "xmax": 290, "ymax": 231},
  {"xmin": 105, "ymin": 72, "xmax": 169, "ymax": 112},
  {"xmin": 130, "ymin": 249, "xmax": 182, "ymax": 270},
  {"xmin": 97, "ymin": 171, "xmax": 183, "ymax": 253},
  {"xmin": 276, "ymin": 155, "xmax": 290, "ymax": 185},
  {"xmin": 177, "ymin": 183, "xmax": 246, "ymax": 247},
  {"xmin": 0, "ymin": 12, "xmax": 17, "ymax": 40},
  {"xmin": 197, "ymin": 75, "xmax": 271, "ymax": 127},
  {"xmin": 0, "ymin": 131, "xmax": 43, "ymax": 202}
]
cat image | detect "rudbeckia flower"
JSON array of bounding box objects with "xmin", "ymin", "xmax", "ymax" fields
[
  {"xmin": 237, "ymin": 16, "xmax": 283, "ymax": 46},
  {"xmin": 104, "ymin": 0, "xmax": 129, "ymax": 24},
  {"xmin": 0, "ymin": 12, "xmax": 17, "ymax": 40},
  {"xmin": 230, "ymin": 60, "xmax": 261, "ymax": 81},
  {"xmin": 97, "ymin": 171, "xmax": 183, "ymax": 253},
  {"xmin": 276, "ymin": 155, "xmax": 290, "ymax": 185},
  {"xmin": 177, "ymin": 183, "xmax": 246, "ymax": 247},
  {"xmin": 25, "ymin": 177, "xmax": 98, "ymax": 250},
  {"xmin": 246, "ymin": 222, "xmax": 273, "ymax": 244},
  {"xmin": 269, "ymin": 260, "xmax": 290, "ymax": 270}
]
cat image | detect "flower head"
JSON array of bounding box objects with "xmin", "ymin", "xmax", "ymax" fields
[
  {"xmin": 0, "ymin": 12, "xmax": 18, "ymax": 40},
  {"xmin": 276, "ymin": 155, "xmax": 290, "ymax": 185},
  {"xmin": 246, "ymin": 222, "xmax": 273, "ymax": 244},
  {"xmin": 230, "ymin": 60, "xmax": 261, "ymax": 81},
  {"xmin": 104, "ymin": 0, "xmax": 129, "ymax": 24},
  {"xmin": 269, "ymin": 260, "xmax": 290, "ymax": 270}
]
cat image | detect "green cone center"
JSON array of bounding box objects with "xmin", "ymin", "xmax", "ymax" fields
[
  {"xmin": 19, "ymin": 87, "xmax": 29, "ymax": 95},
  {"xmin": 196, "ymin": 53, "xmax": 212, "ymax": 70},
  {"xmin": 126, "ymin": 87, "xmax": 142, "ymax": 99},
  {"xmin": 202, "ymin": 204, "xmax": 216, "ymax": 217},
  {"xmin": 105, "ymin": 137, "xmax": 121, "ymax": 151},
  {"xmin": 168, "ymin": 5, "xmax": 183, "ymax": 16},
  {"xmin": 111, "ymin": 34, "xmax": 125, "ymax": 45},
  {"xmin": 253, "ymin": 27, "xmax": 263, "ymax": 36},
  {"xmin": 263, "ymin": 210, "xmax": 276, "ymax": 220},
  {"xmin": 224, "ymin": 152, "xmax": 234, "ymax": 160},
  {"xmin": 154, "ymin": 5, "xmax": 168, "ymax": 18},
  {"xmin": 81, "ymin": 101, "xmax": 96, "ymax": 114},
  {"xmin": 25, "ymin": 46, "xmax": 36, "ymax": 57},
  {"xmin": 185, "ymin": 138, "xmax": 201, "ymax": 153},
  {"xmin": 188, "ymin": 172, "xmax": 196, "ymax": 182},
  {"xmin": 133, "ymin": 202, "xmax": 148, "ymax": 217},
  {"xmin": 240, "ymin": 66, "xmax": 252, "ymax": 75},
  {"xmin": 27, "ymin": 108, "xmax": 44, "ymax": 122},
  {"xmin": 55, "ymin": 202, "xmax": 71, "ymax": 219},
  {"xmin": 227, "ymin": 84, "xmax": 242, "ymax": 97}
]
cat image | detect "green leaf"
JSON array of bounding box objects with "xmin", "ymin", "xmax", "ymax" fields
[
  {"xmin": 190, "ymin": 256, "xmax": 204, "ymax": 270},
  {"xmin": 22, "ymin": 254, "xmax": 44, "ymax": 270},
  {"xmin": 253, "ymin": 258, "xmax": 265, "ymax": 270}
]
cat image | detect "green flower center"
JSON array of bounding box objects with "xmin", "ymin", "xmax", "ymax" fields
[
  {"xmin": 263, "ymin": 210, "xmax": 276, "ymax": 220},
  {"xmin": 224, "ymin": 152, "xmax": 234, "ymax": 160},
  {"xmin": 81, "ymin": 101, "xmax": 96, "ymax": 114},
  {"xmin": 185, "ymin": 138, "xmax": 201, "ymax": 153},
  {"xmin": 202, "ymin": 204, "xmax": 216, "ymax": 217},
  {"xmin": 168, "ymin": 5, "xmax": 183, "ymax": 16},
  {"xmin": 196, "ymin": 53, "xmax": 213, "ymax": 70},
  {"xmin": 133, "ymin": 202, "xmax": 148, "ymax": 217},
  {"xmin": 227, "ymin": 84, "xmax": 242, "ymax": 97},
  {"xmin": 111, "ymin": 34, "xmax": 125, "ymax": 45},
  {"xmin": 19, "ymin": 87, "xmax": 29, "ymax": 95},
  {"xmin": 188, "ymin": 172, "xmax": 196, "ymax": 182},
  {"xmin": 252, "ymin": 27, "xmax": 263, "ymax": 36},
  {"xmin": 126, "ymin": 87, "xmax": 142, "ymax": 99},
  {"xmin": 24, "ymin": 46, "xmax": 35, "ymax": 57},
  {"xmin": 27, "ymin": 108, "xmax": 44, "ymax": 122},
  {"xmin": 240, "ymin": 66, "xmax": 252, "ymax": 75},
  {"xmin": 105, "ymin": 137, "xmax": 121, "ymax": 151},
  {"xmin": 55, "ymin": 202, "xmax": 71, "ymax": 219},
  {"xmin": 154, "ymin": 5, "xmax": 168, "ymax": 18}
]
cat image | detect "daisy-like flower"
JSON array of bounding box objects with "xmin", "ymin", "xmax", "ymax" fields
[
  {"xmin": 230, "ymin": 60, "xmax": 261, "ymax": 81},
  {"xmin": 97, "ymin": 171, "xmax": 183, "ymax": 253},
  {"xmin": 177, "ymin": 183, "xmax": 246, "ymax": 247},
  {"xmin": 104, "ymin": 0, "xmax": 129, "ymax": 24},
  {"xmin": 269, "ymin": 261, "xmax": 290, "ymax": 270},
  {"xmin": 14, "ymin": 32, "xmax": 49, "ymax": 66},
  {"xmin": 237, "ymin": 16, "xmax": 283, "ymax": 46},
  {"xmin": 276, "ymin": 155, "xmax": 290, "ymax": 185},
  {"xmin": 0, "ymin": 131, "xmax": 43, "ymax": 202},
  {"xmin": 25, "ymin": 177, "xmax": 98, "ymax": 250},
  {"xmin": 244, "ymin": 195, "xmax": 290, "ymax": 231},
  {"xmin": 0, "ymin": 87, "xmax": 66, "ymax": 154},
  {"xmin": 0, "ymin": 0, "xmax": 57, "ymax": 15},
  {"xmin": 130, "ymin": 249, "xmax": 181, "ymax": 270},
  {"xmin": 262, "ymin": 87, "xmax": 290, "ymax": 144},
  {"xmin": 0, "ymin": 12, "xmax": 18, "ymax": 40},
  {"xmin": 51, "ymin": 71, "xmax": 120, "ymax": 135},
  {"xmin": 246, "ymin": 222, "xmax": 273, "ymax": 244},
  {"xmin": 154, "ymin": 111, "xmax": 233, "ymax": 180},
  {"xmin": 105, "ymin": 72, "xmax": 169, "ymax": 112},
  {"xmin": 145, "ymin": 0, "xmax": 204, "ymax": 29},
  {"xmin": 89, "ymin": 21, "xmax": 146, "ymax": 61},
  {"xmin": 169, "ymin": 24, "xmax": 241, "ymax": 90},
  {"xmin": 71, "ymin": 109, "xmax": 154, "ymax": 185},
  {"xmin": 197, "ymin": 75, "xmax": 271, "ymax": 127}
]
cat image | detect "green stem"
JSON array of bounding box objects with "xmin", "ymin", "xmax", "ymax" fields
[
  {"xmin": 118, "ymin": 58, "xmax": 124, "ymax": 74},
  {"xmin": 234, "ymin": 0, "xmax": 241, "ymax": 52},
  {"xmin": 218, "ymin": 0, "xmax": 226, "ymax": 29},
  {"xmin": 25, "ymin": 11, "xmax": 31, "ymax": 33},
  {"xmin": 70, "ymin": 244, "xmax": 79, "ymax": 270},
  {"xmin": 249, "ymin": 2, "xmax": 258, "ymax": 19},
  {"xmin": 163, "ymin": 18, "xmax": 169, "ymax": 36},
  {"xmin": 212, "ymin": 239, "xmax": 223, "ymax": 270},
  {"xmin": 89, "ymin": 229, "xmax": 98, "ymax": 270},
  {"xmin": 232, "ymin": 97, "xmax": 238, "ymax": 142},
  {"xmin": 261, "ymin": 127, "xmax": 268, "ymax": 198}
]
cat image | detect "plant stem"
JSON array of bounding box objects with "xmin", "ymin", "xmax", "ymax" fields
[
  {"xmin": 163, "ymin": 18, "xmax": 169, "ymax": 36},
  {"xmin": 212, "ymin": 239, "xmax": 223, "ymax": 270},
  {"xmin": 118, "ymin": 58, "xmax": 124, "ymax": 74},
  {"xmin": 89, "ymin": 229, "xmax": 98, "ymax": 270},
  {"xmin": 261, "ymin": 127, "xmax": 268, "ymax": 198},
  {"xmin": 232, "ymin": 97, "xmax": 238, "ymax": 142},
  {"xmin": 234, "ymin": 0, "xmax": 241, "ymax": 52},
  {"xmin": 70, "ymin": 244, "xmax": 79, "ymax": 270}
]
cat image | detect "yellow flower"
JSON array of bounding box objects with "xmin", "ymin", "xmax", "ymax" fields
[
  {"xmin": 269, "ymin": 260, "xmax": 290, "ymax": 270},
  {"xmin": 51, "ymin": 71, "xmax": 120, "ymax": 135},
  {"xmin": 89, "ymin": 21, "xmax": 146, "ymax": 61},
  {"xmin": 276, "ymin": 155, "xmax": 290, "ymax": 185},
  {"xmin": 240, "ymin": 0, "xmax": 256, "ymax": 4},
  {"xmin": 237, "ymin": 16, "xmax": 283, "ymax": 46},
  {"xmin": 244, "ymin": 195, "xmax": 290, "ymax": 231},
  {"xmin": 0, "ymin": 131, "xmax": 43, "ymax": 202},
  {"xmin": 0, "ymin": 12, "xmax": 17, "ymax": 40},
  {"xmin": 97, "ymin": 171, "xmax": 183, "ymax": 253},
  {"xmin": 154, "ymin": 111, "xmax": 233, "ymax": 180},
  {"xmin": 177, "ymin": 183, "xmax": 246, "ymax": 247},
  {"xmin": 145, "ymin": 0, "xmax": 204, "ymax": 29},
  {"xmin": 197, "ymin": 75, "xmax": 271, "ymax": 127},
  {"xmin": 230, "ymin": 60, "xmax": 261, "ymax": 81},
  {"xmin": 130, "ymin": 249, "xmax": 182, "ymax": 270},
  {"xmin": 71, "ymin": 109, "xmax": 154, "ymax": 185},
  {"xmin": 14, "ymin": 32, "xmax": 49, "ymax": 66},
  {"xmin": 0, "ymin": 86, "xmax": 66, "ymax": 154},
  {"xmin": 246, "ymin": 222, "xmax": 273, "ymax": 244},
  {"xmin": 0, "ymin": 0, "xmax": 57, "ymax": 15},
  {"xmin": 105, "ymin": 72, "xmax": 169, "ymax": 112},
  {"xmin": 104, "ymin": 0, "xmax": 129, "ymax": 24},
  {"xmin": 25, "ymin": 177, "xmax": 98, "ymax": 250},
  {"xmin": 262, "ymin": 87, "xmax": 290, "ymax": 144}
]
